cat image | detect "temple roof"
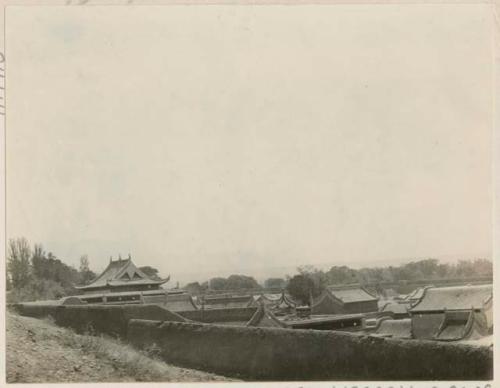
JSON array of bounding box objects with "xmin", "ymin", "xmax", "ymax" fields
[
  {"xmin": 326, "ymin": 285, "xmax": 378, "ymax": 304},
  {"xmin": 75, "ymin": 258, "xmax": 169, "ymax": 290},
  {"xmin": 202, "ymin": 294, "xmax": 254, "ymax": 309},
  {"xmin": 410, "ymin": 284, "xmax": 492, "ymax": 313},
  {"xmin": 380, "ymin": 301, "xmax": 410, "ymax": 315}
]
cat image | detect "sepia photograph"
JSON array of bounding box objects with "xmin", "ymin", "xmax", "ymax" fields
[{"xmin": 2, "ymin": 1, "xmax": 496, "ymax": 385}]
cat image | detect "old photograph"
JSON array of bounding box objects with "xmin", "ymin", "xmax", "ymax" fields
[{"xmin": 3, "ymin": 2, "xmax": 495, "ymax": 384}]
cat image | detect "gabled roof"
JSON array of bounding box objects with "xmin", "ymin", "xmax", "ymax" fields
[
  {"xmin": 255, "ymin": 293, "xmax": 283, "ymax": 303},
  {"xmin": 202, "ymin": 294, "xmax": 254, "ymax": 309},
  {"xmin": 404, "ymin": 286, "xmax": 432, "ymax": 302},
  {"xmin": 326, "ymin": 285, "xmax": 378, "ymax": 304},
  {"xmin": 380, "ymin": 302, "xmax": 410, "ymax": 315},
  {"xmin": 75, "ymin": 258, "xmax": 169, "ymax": 290},
  {"xmin": 410, "ymin": 284, "xmax": 492, "ymax": 313},
  {"xmin": 263, "ymin": 293, "xmax": 282, "ymax": 301},
  {"xmin": 246, "ymin": 305, "xmax": 288, "ymax": 328},
  {"xmin": 275, "ymin": 291, "xmax": 297, "ymax": 308}
]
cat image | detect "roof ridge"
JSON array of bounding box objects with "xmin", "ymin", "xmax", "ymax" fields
[
  {"xmin": 114, "ymin": 259, "xmax": 135, "ymax": 280},
  {"xmin": 408, "ymin": 285, "xmax": 434, "ymax": 310},
  {"xmin": 80, "ymin": 259, "xmax": 121, "ymax": 286}
]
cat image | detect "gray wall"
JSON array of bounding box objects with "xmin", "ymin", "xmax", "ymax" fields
[{"xmin": 128, "ymin": 319, "xmax": 493, "ymax": 381}]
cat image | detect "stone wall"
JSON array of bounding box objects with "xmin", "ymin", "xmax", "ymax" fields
[
  {"xmin": 11, "ymin": 301, "xmax": 493, "ymax": 381},
  {"xmin": 127, "ymin": 319, "xmax": 493, "ymax": 381},
  {"xmin": 13, "ymin": 303, "xmax": 186, "ymax": 338},
  {"xmin": 177, "ymin": 307, "xmax": 257, "ymax": 323}
]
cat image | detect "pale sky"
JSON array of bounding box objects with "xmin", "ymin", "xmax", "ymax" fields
[{"xmin": 6, "ymin": 5, "xmax": 493, "ymax": 284}]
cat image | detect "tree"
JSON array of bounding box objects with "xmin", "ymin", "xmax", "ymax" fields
[
  {"xmin": 33, "ymin": 250, "xmax": 80, "ymax": 293},
  {"xmin": 184, "ymin": 281, "xmax": 207, "ymax": 295},
  {"xmin": 139, "ymin": 266, "xmax": 161, "ymax": 280},
  {"xmin": 184, "ymin": 281, "xmax": 200, "ymax": 294},
  {"xmin": 264, "ymin": 277, "xmax": 286, "ymax": 289},
  {"xmin": 472, "ymin": 258, "xmax": 493, "ymax": 277},
  {"xmin": 225, "ymin": 274, "xmax": 261, "ymax": 290},
  {"xmin": 455, "ymin": 260, "xmax": 475, "ymax": 278},
  {"xmin": 286, "ymin": 274, "xmax": 319, "ymax": 305},
  {"xmin": 79, "ymin": 255, "xmax": 96, "ymax": 285},
  {"xmin": 31, "ymin": 243, "xmax": 47, "ymax": 279},
  {"xmin": 325, "ymin": 266, "xmax": 358, "ymax": 285},
  {"xmin": 209, "ymin": 277, "xmax": 227, "ymax": 290},
  {"xmin": 297, "ymin": 265, "xmax": 327, "ymax": 292},
  {"xmin": 7, "ymin": 237, "xmax": 32, "ymax": 289}
]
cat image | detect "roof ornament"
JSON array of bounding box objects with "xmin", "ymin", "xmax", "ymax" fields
[
  {"xmin": 118, "ymin": 254, "xmax": 122, "ymax": 261},
  {"xmin": 128, "ymin": 253, "xmax": 131, "ymax": 260}
]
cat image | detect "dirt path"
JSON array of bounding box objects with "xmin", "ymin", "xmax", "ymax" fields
[{"xmin": 6, "ymin": 311, "xmax": 236, "ymax": 383}]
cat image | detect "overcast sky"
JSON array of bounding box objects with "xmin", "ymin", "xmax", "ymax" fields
[{"xmin": 6, "ymin": 5, "xmax": 492, "ymax": 284}]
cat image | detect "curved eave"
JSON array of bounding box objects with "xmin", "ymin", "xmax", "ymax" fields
[{"xmin": 74, "ymin": 275, "xmax": 170, "ymax": 290}]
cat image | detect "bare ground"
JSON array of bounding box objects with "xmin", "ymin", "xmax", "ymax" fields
[{"xmin": 6, "ymin": 311, "xmax": 236, "ymax": 383}]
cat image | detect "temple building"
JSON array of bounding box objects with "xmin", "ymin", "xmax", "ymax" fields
[
  {"xmin": 311, "ymin": 285, "xmax": 379, "ymax": 315},
  {"xmin": 75, "ymin": 257, "xmax": 170, "ymax": 295},
  {"xmin": 409, "ymin": 284, "xmax": 493, "ymax": 341}
]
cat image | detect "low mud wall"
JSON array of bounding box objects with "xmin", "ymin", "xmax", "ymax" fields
[
  {"xmin": 14, "ymin": 303, "xmax": 186, "ymax": 338},
  {"xmin": 177, "ymin": 307, "xmax": 257, "ymax": 323},
  {"xmin": 56, "ymin": 305, "xmax": 187, "ymax": 337},
  {"xmin": 11, "ymin": 303, "xmax": 60, "ymax": 319},
  {"xmin": 128, "ymin": 319, "xmax": 493, "ymax": 381}
]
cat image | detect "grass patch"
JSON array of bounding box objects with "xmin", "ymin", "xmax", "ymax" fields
[{"xmin": 59, "ymin": 330, "xmax": 174, "ymax": 381}]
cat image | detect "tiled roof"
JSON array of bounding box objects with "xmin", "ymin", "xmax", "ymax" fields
[
  {"xmin": 204, "ymin": 295, "xmax": 253, "ymax": 304},
  {"xmin": 405, "ymin": 286, "xmax": 431, "ymax": 302},
  {"xmin": 203, "ymin": 295, "xmax": 254, "ymax": 309},
  {"xmin": 327, "ymin": 286, "xmax": 378, "ymax": 304},
  {"xmin": 410, "ymin": 284, "xmax": 492, "ymax": 312},
  {"xmin": 276, "ymin": 292, "xmax": 297, "ymax": 308},
  {"xmin": 75, "ymin": 258, "xmax": 168, "ymax": 290},
  {"xmin": 246, "ymin": 305, "xmax": 288, "ymax": 328},
  {"xmin": 262, "ymin": 293, "xmax": 282, "ymax": 302},
  {"xmin": 380, "ymin": 302, "xmax": 410, "ymax": 315}
]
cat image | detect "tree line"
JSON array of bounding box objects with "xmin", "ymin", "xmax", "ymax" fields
[
  {"xmin": 6, "ymin": 237, "xmax": 98, "ymax": 303},
  {"xmin": 184, "ymin": 276, "xmax": 287, "ymax": 295},
  {"xmin": 285, "ymin": 258, "xmax": 493, "ymax": 304},
  {"xmin": 7, "ymin": 236, "xmax": 492, "ymax": 305},
  {"xmin": 6, "ymin": 237, "xmax": 171, "ymax": 303},
  {"xmin": 186, "ymin": 258, "xmax": 492, "ymax": 303}
]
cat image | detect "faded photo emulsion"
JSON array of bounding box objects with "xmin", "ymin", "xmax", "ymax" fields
[{"xmin": 4, "ymin": 3, "xmax": 495, "ymax": 384}]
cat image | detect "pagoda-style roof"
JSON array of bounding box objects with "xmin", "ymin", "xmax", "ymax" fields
[
  {"xmin": 410, "ymin": 284, "xmax": 492, "ymax": 313},
  {"xmin": 75, "ymin": 257, "xmax": 169, "ymax": 291},
  {"xmin": 325, "ymin": 285, "xmax": 378, "ymax": 304}
]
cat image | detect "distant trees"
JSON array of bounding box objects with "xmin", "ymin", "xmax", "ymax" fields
[
  {"xmin": 7, "ymin": 238, "xmax": 32, "ymax": 289},
  {"xmin": 205, "ymin": 275, "xmax": 261, "ymax": 291},
  {"xmin": 138, "ymin": 266, "xmax": 161, "ymax": 280},
  {"xmin": 467, "ymin": 258, "xmax": 493, "ymax": 277},
  {"xmin": 286, "ymin": 257, "xmax": 493, "ymax": 289},
  {"xmin": 264, "ymin": 277, "xmax": 286, "ymax": 289},
  {"xmin": 286, "ymin": 274, "xmax": 322, "ymax": 305},
  {"xmin": 325, "ymin": 266, "xmax": 358, "ymax": 285},
  {"xmin": 79, "ymin": 255, "xmax": 96, "ymax": 285},
  {"xmin": 225, "ymin": 274, "xmax": 260, "ymax": 290},
  {"xmin": 208, "ymin": 277, "xmax": 227, "ymax": 290},
  {"xmin": 184, "ymin": 281, "xmax": 208, "ymax": 295},
  {"xmin": 6, "ymin": 237, "xmax": 99, "ymax": 303}
]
